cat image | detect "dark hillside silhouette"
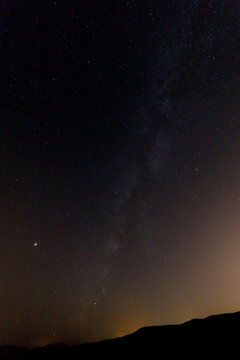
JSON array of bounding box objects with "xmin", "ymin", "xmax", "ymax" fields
[{"xmin": 1, "ymin": 311, "xmax": 240, "ymax": 359}]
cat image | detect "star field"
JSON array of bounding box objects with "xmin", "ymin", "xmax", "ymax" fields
[{"xmin": 1, "ymin": 0, "xmax": 240, "ymax": 347}]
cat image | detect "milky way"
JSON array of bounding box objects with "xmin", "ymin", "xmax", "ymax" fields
[{"xmin": 1, "ymin": 0, "xmax": 240, "ymax": 347}]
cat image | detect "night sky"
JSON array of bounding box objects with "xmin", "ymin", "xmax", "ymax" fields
[{"xmin": 2, "ymin": 0, "xmax": 240, "ymax": 347}]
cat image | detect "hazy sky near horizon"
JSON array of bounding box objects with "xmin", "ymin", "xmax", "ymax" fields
[{"xmin": 1, "ymin": 0, "xmax": 240, "ymax": 347}]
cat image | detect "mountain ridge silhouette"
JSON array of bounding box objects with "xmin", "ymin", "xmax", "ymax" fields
[{"xmin": 1, "ymin": 310, "xmax": 240, "ymax": 358}]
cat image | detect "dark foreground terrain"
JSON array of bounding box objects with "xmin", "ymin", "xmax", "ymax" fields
[{"xmin": 1, "ymin": 311, "xmax": 240, "ymax": 359}]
